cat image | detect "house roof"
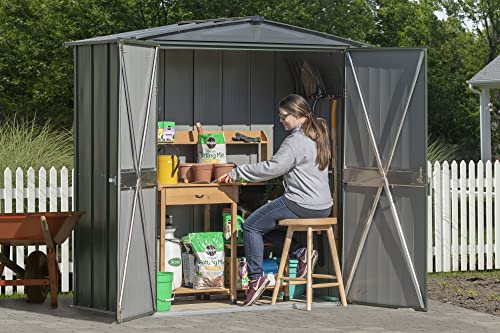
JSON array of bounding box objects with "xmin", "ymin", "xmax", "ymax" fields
[
  {"xmin": 65, "ymin": 16, "xmax": 368, "ymax": 48},
  {"xmin": 468, "ymin": 54, "xmax": 500, "ymax": 87}
]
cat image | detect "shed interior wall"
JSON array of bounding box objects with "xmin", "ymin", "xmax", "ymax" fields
[{"xmin": 157, "ymin": 48, "xmax": 344, "ymax": 300}]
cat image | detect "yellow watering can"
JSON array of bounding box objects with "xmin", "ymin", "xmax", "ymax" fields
[{"xmin": 158, "ymin": 154, "xmax": 179, "ymax": 185}]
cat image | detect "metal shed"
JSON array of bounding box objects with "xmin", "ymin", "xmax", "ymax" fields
[{"xmin": 66, "ymin": 16, "xmax": 427, "ymax": 322}]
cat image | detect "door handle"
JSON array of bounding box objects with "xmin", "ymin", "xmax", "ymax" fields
[{"xmin": 195, "ymin": 194, "xmax": 205, "ymax": 199}]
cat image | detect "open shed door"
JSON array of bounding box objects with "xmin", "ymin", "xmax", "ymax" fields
[
  {"xmin": 117, "ymin": 41, "xmax": 158, "ymax": 322},
  {"xmin": 342, "ymin": 49, "xmax": 427, "ymax": 310}
]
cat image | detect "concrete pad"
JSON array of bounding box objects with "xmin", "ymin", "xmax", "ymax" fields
[{"xmin": 0, "ymin": 296, "xmax": 499, "ymax": 332}]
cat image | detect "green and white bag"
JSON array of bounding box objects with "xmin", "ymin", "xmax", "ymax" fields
[
  {"xmin": 198, "ymin": 133, "xmax": 227, "ymax": 164},
  {"xmin": 182, "ymin": 232, "xmax": 225, "ymax": 289}
]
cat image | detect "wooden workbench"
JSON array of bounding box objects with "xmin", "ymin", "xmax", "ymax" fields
[{"xmin": 158, "ymin": 183, "xmax": 239, "ymax": 303}]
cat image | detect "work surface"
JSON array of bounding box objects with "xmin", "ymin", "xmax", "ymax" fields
[{"xmin": 1, "ymin": 296, "xmax": 500, "ymax": 332}]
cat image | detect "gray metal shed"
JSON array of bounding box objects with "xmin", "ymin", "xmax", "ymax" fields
[{"xmin": 66, "ymin": 16, "xmax": 427, "ymax": 322}]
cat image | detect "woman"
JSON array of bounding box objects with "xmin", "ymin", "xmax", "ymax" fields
[{"xmin": 223, "ymin": 94, "xmax": 333, "ymax": 306}]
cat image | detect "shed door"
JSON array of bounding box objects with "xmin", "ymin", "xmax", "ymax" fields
[
  {"xmin": 342, "ymin": 49, "xmax": 427, "ymax": 310},
  {"xmin": 117, "ymin": 41, "xmax": 158, "ymax": 322}
]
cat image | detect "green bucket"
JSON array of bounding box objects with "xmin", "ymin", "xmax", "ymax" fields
[
  {"xmin": 157, "ymin": 272, "xmax": 174, "ymax": 312},
  {"xmin": 277, "ymin": 258, "xmax": 306, "ymax": 299}
]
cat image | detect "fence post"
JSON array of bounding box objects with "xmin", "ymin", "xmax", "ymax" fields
[
  {"xmin": 451, "ymin": 161, "xmax": 459, "ymax": 271},
  {"xmin": 60, "ymin": 167, "xmax": 70, "ymax": 293},
  {"xmin": 434, "ymin": 161, "xmax": 442, "ymax": 272},
  {"xmin": 427, "ymin": 161, "xmax": 433, "ymax": 273},
  {"xmin": 3, "ymin": 168, "xmax": 13, "ymax": 295},
  {"xmin": 38, "ymin": 168, "xmax": 47, "ymax": 254},
  {"xmin": 468, "ymin": 161, "xmax": 476, "ymax": 270},
  {"xmin": 495, "ymin": 161, "xmax": 500, "ymax": 269},
  {"xmin": 27, "ymin": 168, "xmax": 36, "ymax": 268},
  {"xmin": 15, "ymin": 168, "xmax": 25, "ymax": 294},
  {"xmin": 477, "ymin": 161, "xmax": 485, "ymax": 270},
  {"xmin": 442, "ymin": 161, "xmax": 451, "ymax": 272},
  {"xmin": 459, "ymin": 161, "xmax": 468, "ymax": 271},
  {"xmin": 486, "ymin": 161, "xmax": 493, "ymax": 269}
]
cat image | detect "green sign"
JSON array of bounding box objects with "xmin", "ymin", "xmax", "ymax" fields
[{"xmin": 168, "ymin": 258, "xmax": 181, "ymax": 267}]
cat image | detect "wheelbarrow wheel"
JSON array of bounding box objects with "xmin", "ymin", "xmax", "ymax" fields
[{"xmin": 25, "ymin": 251, "xmax": 49, "ymax": 304}]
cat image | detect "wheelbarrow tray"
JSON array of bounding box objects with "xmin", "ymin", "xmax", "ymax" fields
[
  {"xmin": 0, "ymin": 211, "xmax": 84, "ymax": 246},
  {"xmin": 0, "ymin": 211, "xmax": 84, "ymax": 308}
]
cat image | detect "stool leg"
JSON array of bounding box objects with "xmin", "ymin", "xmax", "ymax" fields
[
  {"xmin": 272, "ymin": 227, "xmax": 294, "ymax": 305},
  {"xmin": 283, "ymin": 260, "xmax": 290, "ymax": 301},
  {"xmin": 327, "ymin": 226, "xmax": 347, "ymax": 306},
  {"xmin": 306, "ymin": 226, "xmax": 313, "ymax": 311}
]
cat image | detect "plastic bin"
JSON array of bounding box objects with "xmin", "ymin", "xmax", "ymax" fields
[
  {"xmin": 276, "ymin": 258, "xmax": 305, "ymax": 299},
  {"xmin": 157, "ymin": 271, "xmax": 174, "ymax": 312}
]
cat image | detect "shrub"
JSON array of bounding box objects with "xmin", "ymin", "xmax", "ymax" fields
[
  {"xmin": 427, "ymin": 136, "xmax": 459, "ymax": 163},
  {"xmin": 0, "ymin": 115, "xmax": 73, "ymax": 175}
]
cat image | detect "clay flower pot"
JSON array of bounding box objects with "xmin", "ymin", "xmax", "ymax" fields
[
  {"xmin": 178, "ymin": 163, "xmax": 195, "ymax": 183},
  {"xmin": 213, "ymin": 163, "xmax": 235, "ymax": 180},
  {"xmin": 192, "ymin": 164, "xmax": 214, "ymax": 182}
]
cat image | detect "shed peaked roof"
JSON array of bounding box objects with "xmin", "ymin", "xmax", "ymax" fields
[
  {"xmin": 65, "ymin": 16, "xmax": 367, "ymax": 48},
  {"xmin": 468, "ymin": 54, "xmax": 500, "ymax": 87}
]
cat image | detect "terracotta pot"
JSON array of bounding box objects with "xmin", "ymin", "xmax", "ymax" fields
[
  {"xmin": 192, "ymin": 164, "xmax": 214, "ymax": 182},
  {"xmin": 178, "ymin": 163, "xmax": 195, "ymax": 183},
  {"xmin": 213, "ymin": 163, "xmax": 235, "ymax": 180}
]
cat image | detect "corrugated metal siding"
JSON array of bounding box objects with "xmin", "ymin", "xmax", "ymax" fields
[
  {"xmin": 92, "ymin": 44, "xmax": 109, "ymax": 309},
  {"xmin": 75, "ymin": 44, "xmax": 93, "ymax": 307},
  {"xmin": 108, "ymin": 43, "xmax": 119, "ymax": 312},
  {"xmin": 75, "ymin": 43, "xmax": 119, "ymax": 312}
]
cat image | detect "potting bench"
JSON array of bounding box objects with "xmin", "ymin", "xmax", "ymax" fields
[{"xmin": 158, "ymin": 129, "xmax": 270, "ymax": 304}]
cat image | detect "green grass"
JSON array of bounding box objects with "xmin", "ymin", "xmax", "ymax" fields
[
  {"xmin": 0, "ymin": 291, "xmax": 73, "ymax": 300},
  {"xmin": 0, "ymin": 115, "xmax": 73, "ymax": 184},
  {"xmin": 428, "ymin": 270, "xmax": 500, "ymax": 279}
]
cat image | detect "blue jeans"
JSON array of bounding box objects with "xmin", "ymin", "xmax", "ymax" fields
[{"xmin": 243, "ymin": 196, "xmax": 304, "ymax": 281}]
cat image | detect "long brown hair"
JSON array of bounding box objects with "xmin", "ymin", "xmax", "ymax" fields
[{"xmin": 279, "ymin": 94, "xmax": 331, "ymax": 170}]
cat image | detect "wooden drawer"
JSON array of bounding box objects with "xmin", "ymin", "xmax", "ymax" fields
[{"xmin": 163, "ymin": 187, "xmax": 234, "ymax": 205}]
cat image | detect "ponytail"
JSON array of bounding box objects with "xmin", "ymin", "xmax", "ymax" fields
[
  {"xmin": 302, "ymin": 115, "xmax": 331, "ymax": 170},
  {"xmin": 279, "ymin": 94, "xmax": 331, "ymax": 170}
]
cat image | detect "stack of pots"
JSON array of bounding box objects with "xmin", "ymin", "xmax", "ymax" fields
[{"xmin": 178, "ymin": 163, "xmax": 235, "ymax": 183}]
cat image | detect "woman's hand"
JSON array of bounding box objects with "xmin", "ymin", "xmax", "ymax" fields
[{"xmin": 216, "ymin": 173, "xmax": 235, "ymax": 183}]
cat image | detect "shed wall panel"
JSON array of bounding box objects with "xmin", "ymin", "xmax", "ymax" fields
[
  {"xmin": 75, "ymin": 45, "xmax": 93, "ymax": 306},
  {"xmin": 194, "ymin": 50, "xmax": 222, "ymax": 125},
  {"xmin": 163, "ymin": 50, "xmax": 194, "ymax": 124},
  {"xmin": 108, "ymin": 43, "xmax": 119, "ymax": 311},
  {"xmin": 92, "ymin": 44, "xmax": 109, "ymax": 309},
  {"xmin": 222, "ymin": 50, "xmax": 249, "ymax": 124}
]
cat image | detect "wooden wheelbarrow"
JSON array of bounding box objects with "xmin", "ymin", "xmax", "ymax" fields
[{"xmin": 0, "ymin": 212, "xmax": 84, "ymax": 308}]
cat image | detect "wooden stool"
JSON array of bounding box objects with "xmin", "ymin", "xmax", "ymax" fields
[{"xmin": 271, "ymin": 217, "xmax": 347, "ymax": 311}]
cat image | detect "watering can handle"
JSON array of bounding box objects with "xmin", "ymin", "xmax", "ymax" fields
[{"xmin": 171, "ymin": 155, "xmax": 180, "ymax": 178}]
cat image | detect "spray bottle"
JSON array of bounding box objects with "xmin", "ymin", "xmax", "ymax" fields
[{"xmin": 164, "ymin": 215, "xmax": 183, "ymax": 289}]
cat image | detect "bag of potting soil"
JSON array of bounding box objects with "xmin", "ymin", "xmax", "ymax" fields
[
  {"xmin": 198, "ymin": 133, "xmax": 227, "ymax": 164},
  {"xmin": 181, "ymin": 242, "xmax": 196, "ymax": 288},
  {"xmin": 222, "ymin": 208, "xmax": 244, "ymax": 244},
  {"xmin": 182, "ymin": 232, "xmax": 225, "ymax": 289}
]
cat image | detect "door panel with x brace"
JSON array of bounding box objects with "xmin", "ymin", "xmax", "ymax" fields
[{"xmin": 342, "ymin": 49, "xmax": 427, "ymax": 310}]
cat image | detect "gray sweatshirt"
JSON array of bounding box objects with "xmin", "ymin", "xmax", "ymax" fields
[{"xmin": 230, "ymin": 125, "xmax": 332, "ymax": 210}]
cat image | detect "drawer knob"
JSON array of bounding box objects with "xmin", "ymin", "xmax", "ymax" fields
[{"xmin": 195, "ymin": 194, "xmax": 205, "ymax": 198}]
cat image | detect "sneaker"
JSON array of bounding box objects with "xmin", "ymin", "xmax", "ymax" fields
[
  {"xmin": 296, "ymin": 248, "xmax": 319, "ymax": 278},
  {"xmin": 243, "ymin": 276, "xmax": 270, "ymax": 306}
]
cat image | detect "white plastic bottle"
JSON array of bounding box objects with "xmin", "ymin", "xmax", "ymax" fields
[{"xmin": 164, "ymin": 216, "xmax": 183, "ymax": 290}]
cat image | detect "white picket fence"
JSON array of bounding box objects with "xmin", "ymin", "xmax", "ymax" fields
[
  {"xmin": 0, "ymin": 162, "xmax": 498, "ymax": 295},
  {"xmin": 0, "ymin": 167, "xmax": 74, "ymax": 295},
  {"xmin": 428, "ymin": 160, "xmax": 500, "ymax": 273}
]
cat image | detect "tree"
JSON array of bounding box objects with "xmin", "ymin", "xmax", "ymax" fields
[
  {"xmin": 366, "ymin": 0, "xmax": 488, "ymax": 160},
  {"xmin": 0, "ymin": 0, "xmax": 377, "ymax": 129}
]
